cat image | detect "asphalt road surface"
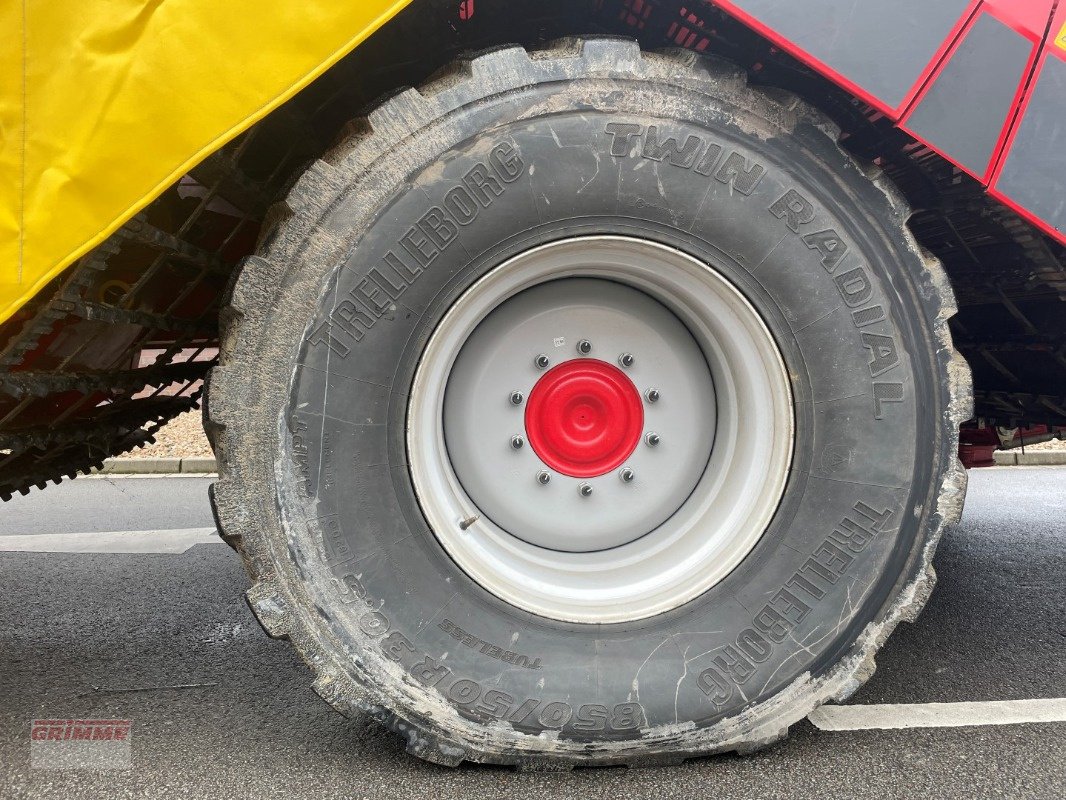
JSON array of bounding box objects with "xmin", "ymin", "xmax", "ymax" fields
[{"xmin": 1, "ymin": 467, "xmax": 1064, "ymax": 799}]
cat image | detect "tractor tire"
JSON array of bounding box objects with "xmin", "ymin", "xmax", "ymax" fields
[{"xmin": 207, "ymin": 38, "xmax": 972, "ymax": 768}]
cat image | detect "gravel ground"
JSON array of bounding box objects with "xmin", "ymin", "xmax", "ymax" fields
[
  {"xmin": 1025, "ymin": 437, "xmax": 1066, "ymax": 451},
  {"xmin": 121, "ymin": 409, "xmax": 213, "ymax": 459}
]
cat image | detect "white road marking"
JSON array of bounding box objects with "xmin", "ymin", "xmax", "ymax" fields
[
  {"xmin": 809, "ymin": 699, "xmax": 1066, "ymax": 731},
  {"xmin": 0, "ymin": 527, "xmax": 221, "ymax": 554}
]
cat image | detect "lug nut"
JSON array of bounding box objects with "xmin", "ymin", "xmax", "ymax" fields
[
  {"xmin": 618, "ymin": 353, "xmax": 634, "ymax": 368},
  {"xmin": 577, "ymin": 339, "xmax": 592, "ymax": 355},
  {"xmin": 536, "ymin": 470, "xmax": 551, "ymax": 485},
  {"xmin": 534, "ymin": 354, "xmax": 550, "ymax": 370},
  {"xmin": 645, "ymin": 388, "xmax": 661, "ymax": 403},
  {"xmin": 511, "ymin": 435, "xmax": 524, "ymax": 450},
  {"xmin": 619, "ymin": 467, "xmax": 635, "ymax": 483},
  {"xmin": 645, "ymin": 432, "xmax": 661, "ymax": 447},
  {"xmin": 509, "ymin": 391, "xmax": 524, "ymax": 405},
  {"xmin": 578, "ymin": 482, "xmax": 593, "ymax": 497}
]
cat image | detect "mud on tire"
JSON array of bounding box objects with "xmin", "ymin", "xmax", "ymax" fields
[{"xmin": 207, "ymin": 38, "xmax": 972, "ymax": 767}]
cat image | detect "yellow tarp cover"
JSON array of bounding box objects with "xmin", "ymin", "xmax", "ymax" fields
[{"xmin": 0, "ymin": 0, "xmax": 411, "ymax": 324}]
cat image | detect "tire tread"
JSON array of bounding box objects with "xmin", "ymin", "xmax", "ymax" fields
[{"xmin": 207, "ymin": 37, "xmax": 970, "ymax": 768}]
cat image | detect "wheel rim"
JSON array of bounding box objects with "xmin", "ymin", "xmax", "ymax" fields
[{"xmin": 408, "ymin": 236, "xmax": 794, "ymax": 623}]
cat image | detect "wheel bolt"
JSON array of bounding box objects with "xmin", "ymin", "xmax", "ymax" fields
[
  {"xmin": 619, "ymin": 467, "xmax": 635, "ymax": 483},
  {"xmin": 536, "ymin": 470, "xmax": 551, "ymax": 485},
  {"xmin": 645, "ymin": 432, "xmax": 661, "ymax": 447},
  {"xmin": 578, "ymin": 482, "xmax": 593, "ymax": 497},
  {"xmin": 511, "ymin": 435, "xmax": 524, "ymax": 450},
  {"xmin": 510, "ymin": 391, "xmax": 524, "ymax": 406},
  {"xmin": 534, "ymin": 354, "xmax": 550, "ymax": 370},
  {"xmin": 618, "ymin": 353, "xmax": 634, "ymax": 368},
  {"xmin": 577, "ymin": 339, "xmax": 592, "ymax": 355},
  {"xmin": 645, "ymin": 388, "xmax": 661, "ymax": 403}
]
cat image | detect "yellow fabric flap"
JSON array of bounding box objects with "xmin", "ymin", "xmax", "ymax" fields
[{"xmin": 0, "ymin": 0, "xmax": 412, "ymax": 324}]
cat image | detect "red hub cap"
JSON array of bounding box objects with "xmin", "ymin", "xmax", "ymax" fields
[{"xmin": 525, "ymin": 359, "xmax": 644, "ymax": 478}]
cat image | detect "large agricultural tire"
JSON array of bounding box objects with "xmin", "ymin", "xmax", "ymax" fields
[{"xmin": 207, "ymin": 39, "xmax": 972, "ymax": 767}]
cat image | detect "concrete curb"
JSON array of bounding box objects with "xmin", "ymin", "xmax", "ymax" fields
[
  {"xmin": 95, "ymin": 457, "xmax": 217, "ymax": 474},
  {"xmin": 92, "ymin": 451, "xmax": 1066, "ymax": 474},
  {"xmin": 993, "ymin": 450, "xmax": 1066, "ymax": 466}
]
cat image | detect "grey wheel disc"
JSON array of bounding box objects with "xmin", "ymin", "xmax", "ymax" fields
[{"xmin": 443, "ymin": 277, "xmax": 716, "ymax": 552}]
